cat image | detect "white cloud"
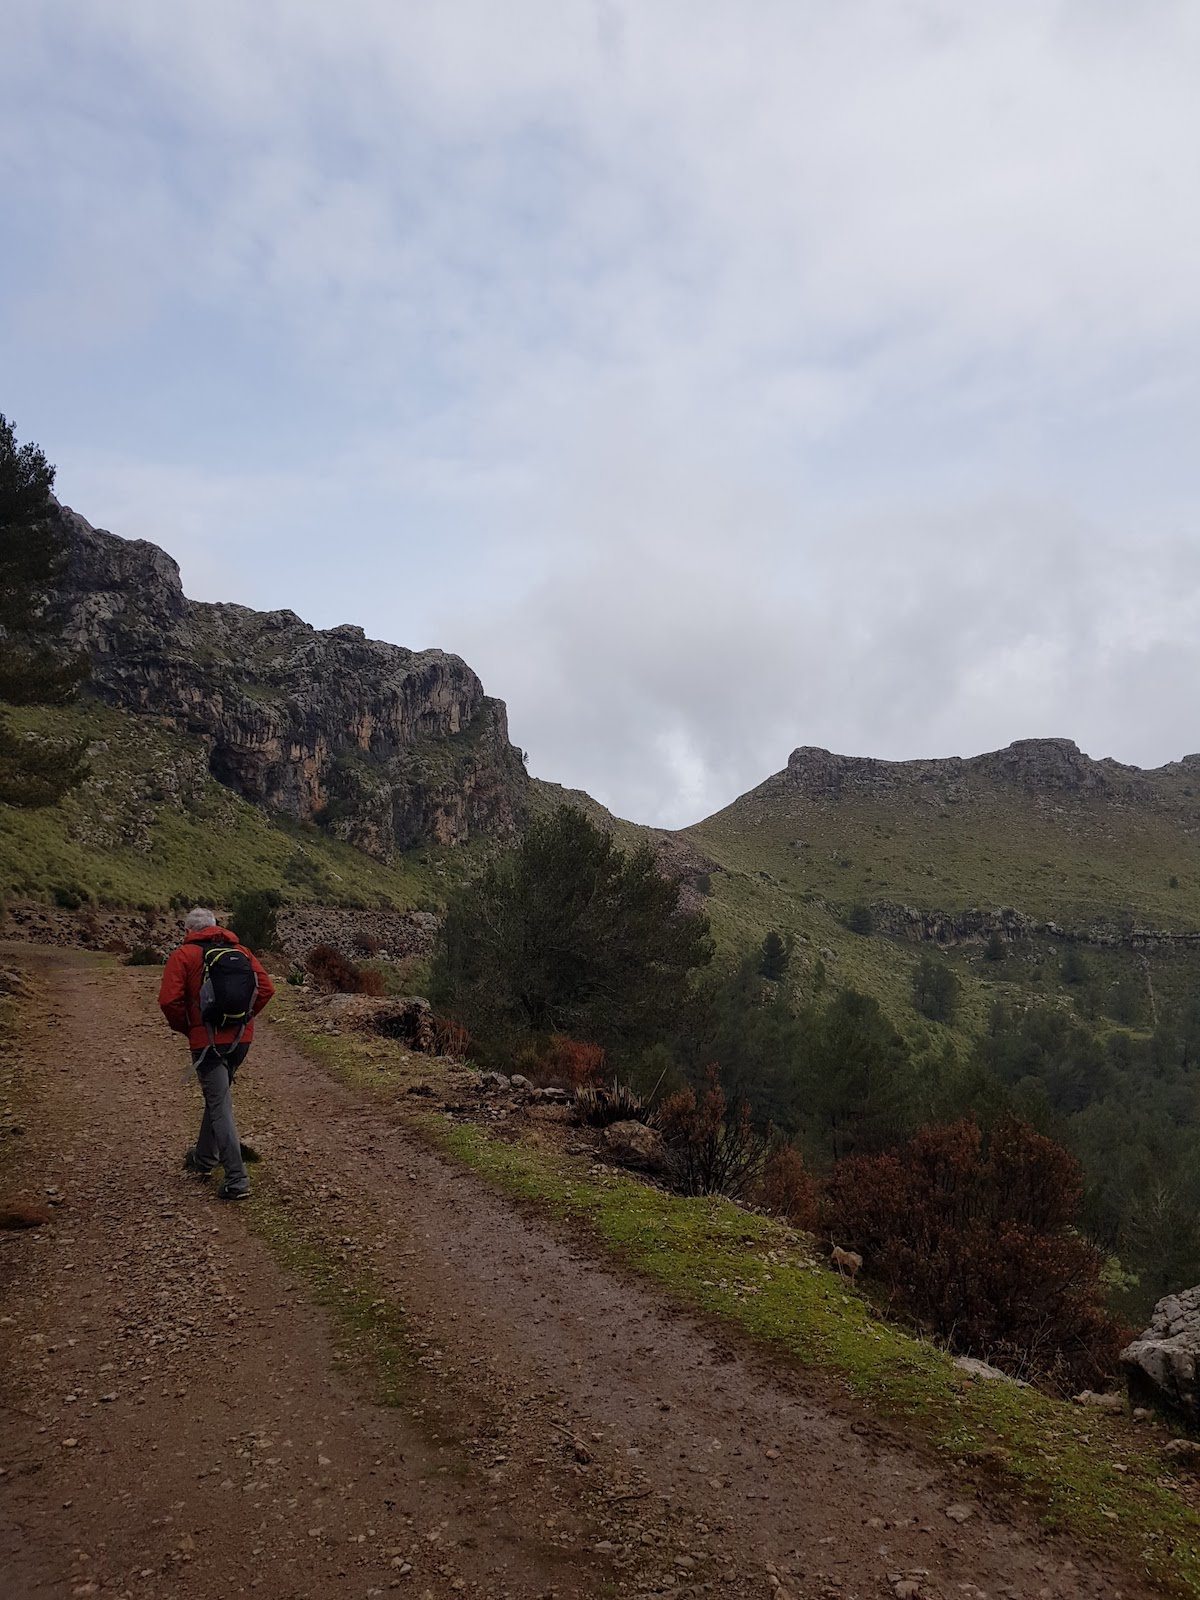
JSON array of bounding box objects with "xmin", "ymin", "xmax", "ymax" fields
[{"xmin": 3, "ymin": 2, "xmax": 1200, "ymax": 823}]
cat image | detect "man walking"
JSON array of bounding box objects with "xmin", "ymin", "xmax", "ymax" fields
[{"xmin": 158, "ymin": 907, "xmax": 275, "ymax": 1200}]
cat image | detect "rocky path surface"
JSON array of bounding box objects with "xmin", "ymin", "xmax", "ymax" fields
[{"xmin": 0, "ymin": 947, "xmax": 1148, "ymax": 1600}]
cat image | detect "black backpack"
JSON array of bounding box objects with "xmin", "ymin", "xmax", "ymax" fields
[{"xmin": 197, "ymin": 941, "xmax": 258, "ymax": 1052}]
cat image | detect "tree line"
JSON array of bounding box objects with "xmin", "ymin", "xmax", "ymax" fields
[{"xmin": 432, "ymin": 807, "xmax": 1200, "ymax": 1335}]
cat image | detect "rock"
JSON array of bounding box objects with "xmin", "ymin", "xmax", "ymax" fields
[
  {"xmin": 944, "ymin": 1503, "xmax": 974, "ymax": 1523},
  {"xmin": 477, "ymin": 1072, "xmax": 511, "ymax": 1093},
  {"xmin": 953, "ymin": 1356, "xmax": 1029, "ymax": 1388},
  {"xmin": 1162, "ymin": 1438, "xmax": 1200, "ymax": 1471},
  {"xmin": 53, "ymin": 499, "xmax": 529, "ymax": 855},
  {"xmin": 0, "ymin": 1203, "xmax": 52, "ymax": 1230},
  {"xmin": 1073, "ymin": 1390, "xmax": 1125, "ymax": 1413},
  {"xmin": 602, "ymin": 1120, "xmax": 665, "ymax": 1169},
  {"xmin": 1121, "ymin": 1285, "xmax": 1200, "ymax": 1426},
  {"xmin": 509, "ymin": 1075, "xmax": 533, "ymax": 1093}
]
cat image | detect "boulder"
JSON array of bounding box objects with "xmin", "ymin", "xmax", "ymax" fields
[
  {"xmin": 602, "ymin": 1120, "xmax": 664, "ymax": 1169},
  {"xmin": 953, "ymin": 1356, "xmax": 1028, "ymax": 1388},
  {"xmin": 1121, "ymin": 1286, "xmax": 1200, "ymax": 1426},
  {"xmin": 1073, "ymin": 1389, "xmax": 1125, "ymax": 1413}
]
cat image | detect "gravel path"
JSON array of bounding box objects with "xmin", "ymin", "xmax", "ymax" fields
[{"xmin": 0, "ymin": 946, "xmax": 1147, "ymax": 1600}]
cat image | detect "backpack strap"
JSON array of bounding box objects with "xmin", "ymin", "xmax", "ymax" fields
[{"xmin": 197, "ymin": 940, "xmax": 258, "ymax": 1064}]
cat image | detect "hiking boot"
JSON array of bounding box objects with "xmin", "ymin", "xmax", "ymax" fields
[
  {"xmin": 182, "ymin": 1147, "xmax": 213, "ymax": 1179},
  {"xmin": 217, "ymin": 1183, "xmax": 250, "ymax": 1202}
]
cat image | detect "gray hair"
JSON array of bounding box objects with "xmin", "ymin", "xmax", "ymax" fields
[{"xmin": 184, "ymin": 906, "xmax": 218, "ymax": 933}]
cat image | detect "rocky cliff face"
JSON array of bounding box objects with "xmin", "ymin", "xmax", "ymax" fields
[
  {"xmin": 53, "ymin": 503, "xmax": 529, "ymax": 857},
  {"xmin": 781, "ymin": 738, "xmax": 1200, "ymax": 806}
]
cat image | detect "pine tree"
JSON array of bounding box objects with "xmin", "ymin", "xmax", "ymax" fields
[
  {"xmin": 983, "ymin": 930, "xmax": 1006, "ymax": 962},
  {"xmin": 758, "ymin": 930, "xmax": 790, "ymax": 982},
  {"xmin": 0, "ymin": 415, "xmax": 89, "ymax": 806},
  {"xmin": 431, "ymin": 807, "xmax": 713, "ymax": 1055},
  {"xmin": 912, "ymin": 953, "xmax": 960, "ymax": 1023}
]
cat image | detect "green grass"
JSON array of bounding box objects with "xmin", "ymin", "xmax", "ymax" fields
[
  {"xmin": 273, "ymin": 996, "xmax": 1200, "ymax": 1597},
  {"xmin": 247, "ymin": 1179, "xmax": 420, "ymax": 1409},
  {"xmin": 0, "ymin": 700, "xmax": 468, "ymax": 911},
  {"xmin": 689, "ymin": 771, "xmax": 1200, "ymax": 931}
]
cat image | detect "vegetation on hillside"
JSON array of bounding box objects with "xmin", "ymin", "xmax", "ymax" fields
[
  {"xmin": 0, "ymin": 700, "xmax": 462, "ymax": 913},
  {"xmin": 431, "ymin": 805, "xmax": 713, "ymax": 1055},
  {"xmin": 425, "ymin": 807, "xmax": 1200, "ymax": 1378},
  {"xmin": 0, "ymin": 414, "xmax": 89, "ymax": 806}
]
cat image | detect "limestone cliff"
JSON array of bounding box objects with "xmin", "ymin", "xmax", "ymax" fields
[
  {"xmin": 52, "ymin": 503, "xmax": 529, "ymax": 857},
  {"xmin": 779, "ymin": 738, "xmax": 1198, "ymax": 804}
]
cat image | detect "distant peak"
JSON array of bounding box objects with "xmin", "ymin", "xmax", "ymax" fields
[{"xmin": 781, "ymin": 737, "xmax": 1116, "ymax": 798}]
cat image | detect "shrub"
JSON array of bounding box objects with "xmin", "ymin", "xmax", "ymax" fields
[
  {"xmin": 757, "ymin": 1144, "xmax": 817, "ymax": 1229},
  {"xmin": 822, "ymin": 1117, "xmax": 1127, "ymax": 1388},
  {"xmin": 983, "ymin": 931, "xmax": 1006, "ymax": 962},
  {"xmin": 305, "ymin": 943, "xmax": 368, "ymax": 994},
  {"xmin": 124, "ymin": 945, "xmax": 161, "ymax": 967},
  {"xmin": 542, "ymin": 1034, "xmax": 606, "ymax": 1088},
  {"xmin": 353, "ymin": 929, "xmax": 383, "ymax": 957},
  {"xmin": 658, "ymin": 1066, "xmax": 765, "ymax": 1198},
  {"xmin": 228, "ymin": 888, "xmax": 281, "ymax": 954},
  {"xmin": 430, "ymin": 1014, "xmax": 471, "ymax": 1059},
  {"xmin": 1061, "ymin": 943, "xmax": 1089, "ymax": 986},
  {"xmin": 52, "ymin": 884, "xmax": 88, "ymax": 910},
  {"xmin": 357, "ymin": 966, "xmax": 386, "ymax": 998},
  {"xmin": 575, "ymin": 1081, "xmax": 647, "ymax": 1128},
  {"xmin": 845, "ymin": 903, "xmax": 874, "ymax": 936}
]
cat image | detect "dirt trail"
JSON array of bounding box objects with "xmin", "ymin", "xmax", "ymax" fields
[{"xmin": 1, "ymin": 947, "xmax": 1148, "ymax": 1600}]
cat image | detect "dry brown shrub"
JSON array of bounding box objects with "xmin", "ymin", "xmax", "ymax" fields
[
  {"xmin": 430, "ymin": 1014, "xmax": 471, "ymax": 1059},
  {"xmin": 822, "ymin": 1117, "xmax": 1128, "ymax": 1389},
  {"xmin": 305, "ymin": 943, "xmax": 368, "ymax": 994},
  {"xmin": 657, "ymin": 1066, "xmax": 765, "ymax": 1198},
  {"xmin": 757, "ymin": 1144, "xmax": 818, "ymax": 1229}
]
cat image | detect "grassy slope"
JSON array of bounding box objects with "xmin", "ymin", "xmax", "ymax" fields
[
  {"xmin": 0, "ymin": 700, "xmax": 471, "ymax": 911},
  {"xmin": 689, "ymin": 762, "xmax": 1200, "ymax": 929},
  {"xmin": 272, "ymin": 992, "xmax": 1200, "ymax": 1599},
  {"xmin": 680, "ymin": 756, "xmax": 1200, "ymax": 1048}
]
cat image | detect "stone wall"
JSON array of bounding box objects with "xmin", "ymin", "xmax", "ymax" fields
[{"xmin": 2, "ymin": 901, "xmax": 439, "ymax": 966}]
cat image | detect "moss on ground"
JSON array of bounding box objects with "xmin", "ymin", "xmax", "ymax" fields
[
  {"xmin": 246, "ymin": 1177, "xmax": 419, "ymax": 1410},
  {"xmin": 273, "ymin": 995, "xmax": 1200, "ymax": 1598}
]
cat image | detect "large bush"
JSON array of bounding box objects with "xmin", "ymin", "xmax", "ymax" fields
[
  {"xmin": 431, "ymin": 806, "xmax": 712, "ymax": 1055},
  {"xmin": 756, "ymin": 1143, "xmax": 818, "ymax": 1228},
  {"xmin": 305, "ymin": 943, "xmax": 384, "ymax": 996},
  {"xmin": 658, "ymin": 1067, "xmax": 765, "ymax": 1198},
  {"xmin": 823, "ymin": 1117, "xmax": 1126, "ymax": 1388},
  {"xmin": 229, "ymin": 887, "xmax": 281, "ymax": 954}
]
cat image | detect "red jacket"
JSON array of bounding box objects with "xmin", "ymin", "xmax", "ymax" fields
[{"xmin": 158, "ymin": 926, "xmax": 275, "ymax": 1049}]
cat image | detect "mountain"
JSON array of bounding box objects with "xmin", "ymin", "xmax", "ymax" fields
[
  {"xmin": 54, "ymin": 502, "xmax": 529, "ymax": 857},
  {"xmin": 688, "ymin": 738, "xmax": 1200, "ymax": 932}
]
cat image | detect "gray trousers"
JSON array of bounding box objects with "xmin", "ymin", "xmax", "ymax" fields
[{"xmin": 190, "ymin": 1044, "xmax": 249, "ymax": 1192}]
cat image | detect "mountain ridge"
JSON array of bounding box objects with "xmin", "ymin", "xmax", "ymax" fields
[{"xmin": 54, "ymin": 500, "xmax": 529, "ymax": 856}]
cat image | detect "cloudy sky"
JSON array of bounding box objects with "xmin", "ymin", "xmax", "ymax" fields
[{"xmin": 4, "ymin": 3, "xmax": 1200, "ymax": 826}]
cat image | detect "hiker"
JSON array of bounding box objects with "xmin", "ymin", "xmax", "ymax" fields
[{"xmin": 158, "ymin": 907, "xmax": 275, "ymax": 1200}]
